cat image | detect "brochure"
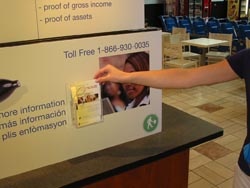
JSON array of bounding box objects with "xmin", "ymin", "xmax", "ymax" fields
[{"xmin": 70, "ymin": 80, "xmax": 102, "ymax": 127}]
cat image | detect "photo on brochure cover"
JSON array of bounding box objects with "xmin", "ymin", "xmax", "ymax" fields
[{"xmin": 99, "ymin": 51, "xmax": 150, "ymax": 115}]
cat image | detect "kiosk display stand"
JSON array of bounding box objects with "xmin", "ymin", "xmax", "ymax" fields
[{"xmin": 0, "ymin": 0, "xmax": 162, "ymax": 179}]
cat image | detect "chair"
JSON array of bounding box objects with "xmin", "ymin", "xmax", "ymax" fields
[
  {"xmin": 206, "ymin": 19, "xmax": 221, "ymax": 33},
  {"xmin": 162, "ymin": 33, "xmax": 201, "ymax": 62},
  {"xmin": 192, "ymin": 17, "xmax": 207, "ymax": 37},
  {"xmin": 178, "ymin": 17, "xmax": 193, "ymax": 33},
  {"xmin": 218, "ymin": 18, "xmax": 230, "ymax": 24},
  {"xmin": 220, "ymin": 22, "xmax": 238, "ymax": 40},
  {"xmin": 172, "ymin": 27, "xmax": 186, "ymax": 34},
  {"xmin": 246, "ymin": 37, "xmax": 250, "ymax": 48},
  {"xmin": 169, "ymin": 33, "xmax": 201, "ymax": 66},
  {"xmin": 160, "ymin": 15, "xmax": 178, "ymax": 33},
  {"xmin": 205, "ymin": 33, "xmax": 233, "ymax": 64},
  {"xmin": 237, "ymin": 19, "xmax": 248, "ymax": 25},
  {"xmin": 220, "ymin": 22, "xmax": 242, "ymax": 52},
  {"xmin": 162, "ymin": 33, "xmax": 171, "ymax": 61},
  {"xmin": 163, "ymin": 42, "xmax": 198, "ymax": 68},
  {"xmin": 231, "ymin": 21, "xmax": 240, "ymax": 38},
  {"xmin": 238, "ymin": 24, "xmax": 250, "ymax": 41}
]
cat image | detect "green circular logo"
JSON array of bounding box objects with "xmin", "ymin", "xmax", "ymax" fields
[{"xmin": 143, "ymin": 114, "xmax": 158, "ymax": 132}]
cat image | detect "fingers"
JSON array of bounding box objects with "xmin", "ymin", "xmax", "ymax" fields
[
  {"xmin": 95, "ymin": 76, "xmax": 107, "ymax": 83},
  {"xmin": 94, "ymin": 67, "xmax": 110, "ymax": 83},
  {"xmin": 94, "ymin": 74, "xmax": 106, "ymax": 83},
  {"xmin": 94, "ymin": 67, "xmax": 108, "ymax": 79},
  {"xmin": 94, "ymin": 64, "xmax": 120, "ymax": 83}
]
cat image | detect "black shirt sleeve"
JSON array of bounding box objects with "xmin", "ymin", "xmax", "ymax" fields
[{"xmin": 227, "ymin": 48, "xmax": 250, "ymax": 79}]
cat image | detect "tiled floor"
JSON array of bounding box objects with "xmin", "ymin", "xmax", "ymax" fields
[{"xmin": 162, "ymin": 78, "xmax": 247, "ymax": 188}]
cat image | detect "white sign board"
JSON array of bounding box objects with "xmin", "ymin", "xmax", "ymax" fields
[
  {"xmin": 0, "ymin": 30, "xmax": 162, "ymax": 179},
  {"xmin": 0, "ymin": 0, "xmax": 144, "ymax": 43}
]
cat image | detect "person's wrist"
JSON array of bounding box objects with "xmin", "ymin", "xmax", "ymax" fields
[{"xmin": 124, "ymin": 72, "xmax": 134, "ymax": 84}]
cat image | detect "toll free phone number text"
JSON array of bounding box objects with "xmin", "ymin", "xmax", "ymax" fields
[
  {"xmin": 63, "ymin": 41, "xmax": 150, "ymax": 59},
  {"xmin": 97, "ymin": 41, "xmax": 150, "ymax": 54}
]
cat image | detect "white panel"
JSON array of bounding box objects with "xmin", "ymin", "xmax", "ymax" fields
[
  {"xmin": 0, "ymin": 0, "xmax": 144, "ymax": 43},
  {"xmin": 0, "ymin": 30, "xmax": 162, "ymax": 179}
]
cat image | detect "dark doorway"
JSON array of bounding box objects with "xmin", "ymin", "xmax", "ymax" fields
[
  {"xmin": 211, "ymin": 1, "xmax": 227, "ymax": 18},
  {"xmin": 145, "ymin": 3, "xmax": 166, "ymax": 27}
]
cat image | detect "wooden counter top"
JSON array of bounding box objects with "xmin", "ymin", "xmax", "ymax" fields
[{"xmin": 0, "ymin": 103, "xmax": 223, "ymax": 188}]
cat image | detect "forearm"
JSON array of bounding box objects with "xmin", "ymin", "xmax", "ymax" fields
[
  {"xmin": 94, "ymin": 60, "xmax": 238, "ymax": 89},
  {"xmin": 128, "ymin": 69, "xmax": 194, "ymax": 89},
  {"xmin": 127, "ymin": 61, "xmax": 238, "ymax": 89}
]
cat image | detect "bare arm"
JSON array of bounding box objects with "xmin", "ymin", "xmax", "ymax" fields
[{"xmin": 94, "ymin": 60, "xmax": 239, "ymax": 89}]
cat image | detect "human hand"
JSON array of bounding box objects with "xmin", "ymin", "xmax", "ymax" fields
[{"xmin": 94, "ymin": 64, "xmax": 128, "ymax": 84}]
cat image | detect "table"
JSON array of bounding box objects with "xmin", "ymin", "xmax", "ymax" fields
[
  {"xmin": 0, "ymin": 104, "xmax": 223, "ymax": 188},
  {"xmin": 182, "ymin": 38, "xmax": 228, "ymax": 65}
]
